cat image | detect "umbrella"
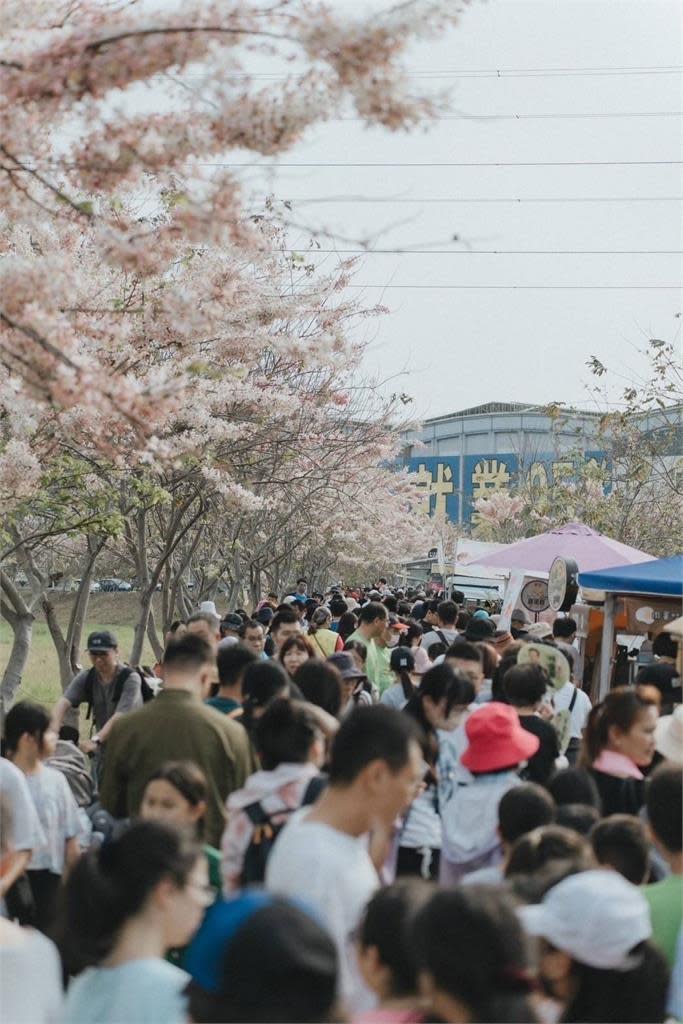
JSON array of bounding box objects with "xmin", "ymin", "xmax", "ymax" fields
[{"xmin": 463, "ymin": 522, "xmax": 652, "ymax": 575}]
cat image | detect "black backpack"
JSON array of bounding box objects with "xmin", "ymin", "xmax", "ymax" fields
[
  {"xmin": 239, "ymin": 774, "xmax": 328, "ymax": 886},
  {"xmin": 84, "ymin": 665, "xmax": 155, "ymax": 720}
]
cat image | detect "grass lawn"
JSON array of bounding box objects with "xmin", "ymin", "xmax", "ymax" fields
[{"xmin": 1, "ymin": 592, "xmax": 159, "ymax": 712}]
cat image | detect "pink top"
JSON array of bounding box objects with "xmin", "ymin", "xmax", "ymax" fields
[
  {"xmin": 592, "ymin": 749, "xmax": 644, "ymax": 780},
  {"xmin": 354, "ymin": 1011, "xmax": 426, "ymax": 1024}
]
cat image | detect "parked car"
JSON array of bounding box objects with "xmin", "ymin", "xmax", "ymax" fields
[{"xmin": 98, "ymin": 578, "xmax": 133, "ymax": 592}]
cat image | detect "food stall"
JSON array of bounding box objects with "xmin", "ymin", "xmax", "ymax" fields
[{"xmin": 577, "ymin": 554, "xmax": 683, "ymax": 700}]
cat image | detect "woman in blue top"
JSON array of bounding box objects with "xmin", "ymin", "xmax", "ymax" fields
[{"xmin": 59, "ymin": 821, "xmax": 212, "ymax": 1024}]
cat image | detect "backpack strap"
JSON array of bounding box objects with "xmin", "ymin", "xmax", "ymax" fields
[
  {"xmin": 434, "ymin": 629, "xmax": 448, "ymax": 645},
  {"xmin": 83, "ymin": 667, "xmax": 97, "ymax": 721},
  {"xmin": 568, "ymin": 685, "xmax": 579, "ymax": 714},
  {"xmin": 301, "ymin": 774, "xmax": 327, "ymax": 805},
  {"xmin": 112, "ymin": 666, "xmax": 134, "ymax": 707}
]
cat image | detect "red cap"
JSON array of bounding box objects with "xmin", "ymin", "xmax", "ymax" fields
[{"xmin": 461, "ymin": 703, "xmax": 540, "ymax": 773}]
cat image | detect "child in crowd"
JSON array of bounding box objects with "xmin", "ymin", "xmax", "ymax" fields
[
  {"xmin": 355, "ymin": 881, "xmax": 432, "ymax": 1024},
  {"xmin": 504, "ymin": 824, "xmax": 594, "ymax": 881},
  {"xmin": 438, "ymin": 702, "xmax": 540, "ymax": 884},
  {"xmin": 463, "ymin": 782, "xmax": 555, "ymax": 886},
  {"xmin": 589, "ymin": 814, "xmax": 650, "ymax": 885},
  {"xmin": 4, "ymin": 702, "xmax": 81, "ymax": 933}
]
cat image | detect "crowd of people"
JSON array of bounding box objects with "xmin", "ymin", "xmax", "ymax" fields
[{"xmin": 1, "ymin": 577, "xmax": 681, "ymax": 1023}]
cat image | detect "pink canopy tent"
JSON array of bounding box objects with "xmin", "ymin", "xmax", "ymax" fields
[{"xmin": 463, "ymin": 522, "xmax": 653, "ymax": 574}]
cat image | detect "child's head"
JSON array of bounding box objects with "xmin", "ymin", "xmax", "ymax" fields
[
  {"xmin": 140, "ymin": 761, "xmax": 209, "ymax": 837},
  {"xmin": 4, "ymin": 701, "xmax": 56, "ymax": 762},
  {"xmin": 357, "ymin": 880, "xmax": 432, "ymax": 1001},
  {"xmin": 505, "ymin": 824, "xmax": 593, "ymax": 879},
  {"xmin": 590, "ymin": 814, "xmax": 650, "ymax": 885},
  {"xmin": 646, "ymin": 761, "xmax": 682, "ymax": 860},
  {"xmin": 498, "ymin": 782, "xmax": 555, "ymax": 849}
]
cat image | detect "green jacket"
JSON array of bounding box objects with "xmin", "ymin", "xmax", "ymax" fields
[{"xmin": 99, "ymin": 688, "xmax": 255, "ymax": 846}]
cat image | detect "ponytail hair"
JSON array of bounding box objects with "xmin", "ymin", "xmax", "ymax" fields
[
  {"xmin": 56, "ymin": 821, "xmax": 200, "ymax": 974},
  {"xmin": 580, "ymin": 686, "xmax": 657, "ymax": 767},
  {"xmin": 308, "ymin": 607, "xmax": 331, "ymax": 638}
]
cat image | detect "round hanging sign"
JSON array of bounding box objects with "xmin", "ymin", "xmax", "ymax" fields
[
  {"xmin": 520, "ymin": 578, "xmax": 550, "ymax": 613},
  {"xmin": 548, "ymin": 556, "xmax": 579, "ymax": 612}
]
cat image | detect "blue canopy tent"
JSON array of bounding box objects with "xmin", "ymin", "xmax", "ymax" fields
[{"xmin": 578, "ymin": 555, "xmax": 683, "ymax": 698}]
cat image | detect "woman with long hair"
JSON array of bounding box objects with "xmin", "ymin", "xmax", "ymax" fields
[{"xmin": 58, "ymin": 822, "xmax": 210, "ymax": 1024}]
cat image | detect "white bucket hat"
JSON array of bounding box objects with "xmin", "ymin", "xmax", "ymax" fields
[
  {"xmin": 654, "ymin": 705, "xmax": 683, "ymax": 765},
  {"xmin": 518, "ymin": 870, "xmax": 652, "ymax": 971}
]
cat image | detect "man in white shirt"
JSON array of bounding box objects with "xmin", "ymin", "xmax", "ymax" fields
[{"xmin": 266, "ymin": 705, "xmax": 423, "ymax": 1014}]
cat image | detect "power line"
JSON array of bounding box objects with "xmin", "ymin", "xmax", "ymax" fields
[
  {"xmin": 170, "ymin": 64, "xmax": 683, "ymax": 81},
  {"xmin": 336, "ymin": 111, "xmax": 683, "ymax": 121},
  {"xmin": 275, "ymin": 197, "xmax": 683, "ymax": 205},
  {"xmin": 278, "ymin": 249, "xmax": 683, "ymax": 255},
  {"xmin": 210, "ymin": 160, "xmax": 683, "ymax": 167},
  {"xmin": 335, "ymin": 284, "xmax": 681, "ymax": 290}
]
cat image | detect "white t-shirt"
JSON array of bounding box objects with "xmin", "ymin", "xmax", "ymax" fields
[
  {"xmin": 265, "ymin": 810, "xmax": 378, "ymax": 1013},
  {"xmin": 0, "ymin": 926, "xmax": 63, "ymax": 1024},
  {"xmin": 552, "ymin": 683, "xmax": 592, "ymax": 739},
  {"xmin": 24, "ymin": 765, "xmax": 80, "ymax": 873},
  {"xmin": 0, "ymin": 758, "xmax": 46, "ymax": 852}
]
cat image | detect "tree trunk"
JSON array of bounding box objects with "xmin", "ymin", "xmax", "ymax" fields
[
  {"xmin": 0, "ymin": 595, "xmax": 34, "ymax": 725},
  {"xmin": 130, "ymin": 585, "xmax": 156, "ymax": 666},
  {"xmin": 42, "ymin": 594, "xmax": 73, "ymax": 690},
  {"xmin": 146, "ymin": 602, "xmax": 164, "ymax": 661}
]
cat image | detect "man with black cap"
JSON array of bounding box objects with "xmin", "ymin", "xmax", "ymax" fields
[{"xmin": 50, "ymin": 630, "xmax": 142, "ymax": 755}]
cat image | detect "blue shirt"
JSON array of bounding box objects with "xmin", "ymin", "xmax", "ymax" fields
[{"xmin": 63, "ymin": 959, "xmax": 188, "ymax": 1024}]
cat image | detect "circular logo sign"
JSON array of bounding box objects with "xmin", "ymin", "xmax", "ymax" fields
[
  {"xmin": 548, "ymin": 557, "xmax": 579, "ymax": 612},
  {"xmin": 521, "ymin": 578, "xmax": 550, "ymax": 613}
]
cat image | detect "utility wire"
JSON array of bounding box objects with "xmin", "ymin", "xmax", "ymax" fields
[
  {"xmin": 171, "ymin": 64, "xmax": 683, "ymax": 80},
  {"xmin": 336, "ymin": 284, "xmax": 682, "ymax": 290},
  {"xmin": 209, "ymin": 160, "xmax": 683, "ymax": 167},
  {"xmin": 277, "ymin": 248, "xmax": 683, "ymax": 255},
  {"xmin": 267, "ymin": 197, "xmax": 683, "ymax": 205},
  {"xmin": 335, "ymin": 111, "xmax": 683, "ymax": 121}
]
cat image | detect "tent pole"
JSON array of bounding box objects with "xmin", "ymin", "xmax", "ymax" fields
[{"xmin": 598, "ymin": 594, "xmax": 615, "ymax": 701}]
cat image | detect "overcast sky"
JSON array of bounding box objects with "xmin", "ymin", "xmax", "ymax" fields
[{"xmin": 222, "ymin": 0, "xmax": 682, "ymax": 423}]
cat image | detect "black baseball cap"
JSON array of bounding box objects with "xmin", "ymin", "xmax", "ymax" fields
[
  {"xmin": 221, "ymin": 613, "xmax": 243, "ymax": 631},
  {"xmin": 87, "ymin": 630, "xmax": 118, "ymax": 652}
]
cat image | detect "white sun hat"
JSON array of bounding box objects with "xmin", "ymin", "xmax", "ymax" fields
[
  {"xmin": 518, "ymin": 870, "xmax": 652, "ymax": 971},
  {"xmin": 654, "ymin": 705, "xmax": 683, "ymax": 765}
]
